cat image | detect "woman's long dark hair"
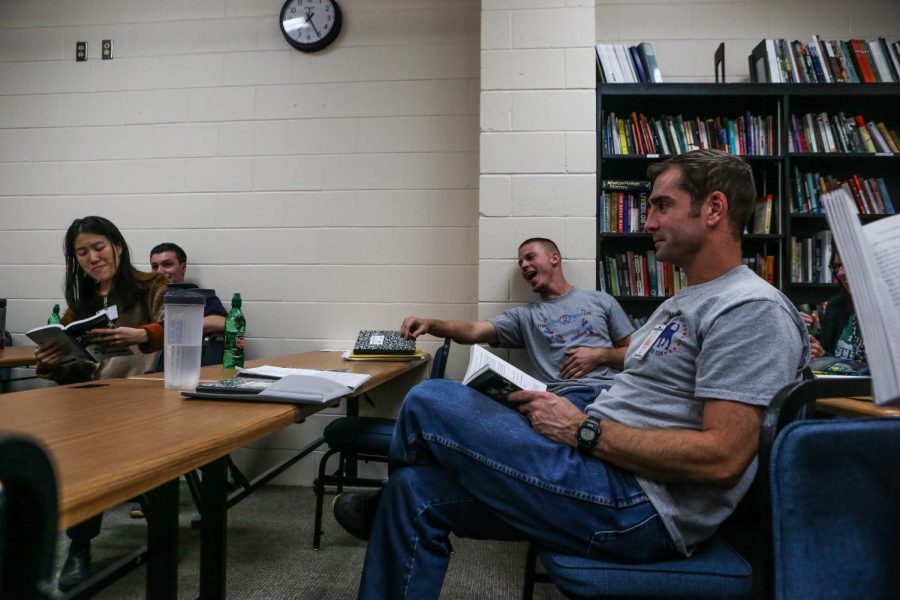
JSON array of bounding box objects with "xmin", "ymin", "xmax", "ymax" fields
[{"xmin": 64, "ymin": 216, "xmax": 142, "ymax": 318}]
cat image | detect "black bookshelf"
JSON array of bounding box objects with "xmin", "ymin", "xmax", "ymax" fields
[{"xmin": 596, "ymin": 82, "xmax": 900, "ymax": 316}]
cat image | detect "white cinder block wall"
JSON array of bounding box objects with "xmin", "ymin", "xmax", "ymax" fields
[{"xmin": 0, "ymin": 0, "xmax": 480, "ymax": 485}]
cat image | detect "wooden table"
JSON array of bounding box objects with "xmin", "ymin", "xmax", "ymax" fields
[
  {"xmin": 816, "ymin": 395, "xmax": 900, "ymax": 418},
  {"xmin": 0, "ymin": 345, "xmax": 37, "ymax": 368},
  {"xmin": 0, "ymin": 351, "xmax": 426, "ymax": 599}
]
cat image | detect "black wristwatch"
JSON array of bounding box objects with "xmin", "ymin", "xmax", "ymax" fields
[{"xmin": 576, "ymin": 416, "xmax": 601, "ymax": 452}]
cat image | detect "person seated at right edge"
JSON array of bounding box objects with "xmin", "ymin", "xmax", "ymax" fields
[
  {"xmin": 334, "ymin": 149, "xmax": 810, "ymax": 600},
  {"xmin": 801, "ymin": 248, "xmax": 866, "ymax": 363},
  {"xmin": 149, "ymin": 242, "xmax": 226, "ymax": 335},
  {"xmin": 400, "ymin": 237, "xmax": 635, "ymax": 411}
]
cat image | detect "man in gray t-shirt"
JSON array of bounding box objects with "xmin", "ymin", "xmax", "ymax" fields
[
  {"xmin": 342, "ymin": 151, "xmax": 810, "ymax": 600},
  {"xmin": 401, "ymin": 238, "xmax": 634, "ymax": 398}
]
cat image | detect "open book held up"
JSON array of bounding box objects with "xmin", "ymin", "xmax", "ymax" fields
[
  {"xmin": 26, "ymin": 307, "xmax": 133, "ymax": 364},
  {"xmin": 822, "ymin": 188, "xmax": 900, "ymax": 405},
  {"xmin": 462, "ymin": 345, "xmax": 546, "ymax": 404}
]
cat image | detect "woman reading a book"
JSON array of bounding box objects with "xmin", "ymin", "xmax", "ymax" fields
[{"xmin": 32, "ymin": 215, "xmax": 167, "ymax": 592}]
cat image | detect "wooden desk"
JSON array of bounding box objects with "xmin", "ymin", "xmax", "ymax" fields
[
  {"xmin": 816, "ymin": 395, "xmax": 900, "ymax": 418},
  {"xmin": 0, "ymin": 345, "xmax": 36, "ymax": 368},
  {"xmin": 0, "ymin": 351, "xmax": 425, "ymax": 599}
]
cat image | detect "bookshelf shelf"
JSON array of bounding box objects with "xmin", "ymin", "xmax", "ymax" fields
[{"xmin": 596, "ymin": 82, "xmax": 900, "ymax": 316}]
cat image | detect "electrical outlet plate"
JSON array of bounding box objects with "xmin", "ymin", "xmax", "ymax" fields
[
  {"xmin": 102, "ymin": 40, "xmax": 113, "ymax": 60},
  {"xmin": 76, "ymin": 41, "xmax": 87, "ymax": 62}
]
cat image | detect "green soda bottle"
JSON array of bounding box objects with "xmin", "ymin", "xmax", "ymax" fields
[
  {"xmin": 223, "ymin": 293, "xmax": 246, "ymax": 369},
  {"xmin": 47, "ymin": 304, "xmax": 61, "ymax": 325}
]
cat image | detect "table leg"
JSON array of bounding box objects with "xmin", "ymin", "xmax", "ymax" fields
[
  {"xmin": 199, "ymin": 457, "xmax": 228, "ymax": 599},
  {"xmin": 145, "ymin": 478, "xmax": 179, "ymax": 600}
]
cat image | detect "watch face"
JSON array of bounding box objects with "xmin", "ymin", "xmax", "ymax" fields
[
  {"xmin": 280, "ymin": 0, "xmax": 342, "ymax": 53},
  {"xmin": 580, "ymin": 428, "xmax": 597, "ymax": 442}
]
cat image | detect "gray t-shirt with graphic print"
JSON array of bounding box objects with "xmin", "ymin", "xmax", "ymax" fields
[
  {"xmin": 587, "ymin": 265, "xmax": 810, "ymax": 556},
  {"xmin": 489, "ymin": 287, "xmax": 634, "ymax": 395}
]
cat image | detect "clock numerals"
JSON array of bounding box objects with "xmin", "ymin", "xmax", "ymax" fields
[{"xmin": 280, "ymin": 0, "xmax": 341, "ymax": 52}]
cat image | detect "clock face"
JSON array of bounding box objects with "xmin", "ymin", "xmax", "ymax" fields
[{"xmin": 280, "ymin": 0, "xmax": 342, "ymax": 53}]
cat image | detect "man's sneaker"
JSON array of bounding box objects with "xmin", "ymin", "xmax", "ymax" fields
[{"xmin": 332, "ymin": 491, "xmax": 381, "ymax": 541}]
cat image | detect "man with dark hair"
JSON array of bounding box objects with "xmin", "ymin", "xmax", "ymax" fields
[
  {"xmin": 340, "ymin": 149, "xmax": 809, "ymax": 600},
  {"xmin": 149, "ymin": 242, "xmax": 226, "ymax": 335}
]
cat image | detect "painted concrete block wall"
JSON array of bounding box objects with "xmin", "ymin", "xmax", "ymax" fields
[
  {"xmin": 479, "ymin": 0, "xmax": 598, "ymax": 374},
  {"xmin": 0, "ymin": 0, "xmax": 480, "ymax": 485},
  {"xmin": 595, "ymin": 0, "xmax": 900, "ymax": 83}
]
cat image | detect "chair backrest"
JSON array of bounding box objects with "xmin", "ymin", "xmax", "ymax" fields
[
  {"xmin": 0, "ymin": 433, "xmax": 58, "ymax": 599},
  {"xmin": 429, "ymin": 338, "xmax": 452, "ymax": 380},
  {"xmin": 202, "ymin": 333, "xmax": 225, "ymax": 366},
  {"xmin": 770, "ymin": 416, "xmax": 900, "ymax": 599}
]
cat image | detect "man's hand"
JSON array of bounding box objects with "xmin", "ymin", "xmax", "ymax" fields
[
  {"xmin": 809, "ymin": 335, "xmax": 824, "ymax": 358},
  {"xmin": 800, "ymin": 311, "xmax": 820, "ymax": 335},
  {"xmin": 509, "ymin": 390, "xmax": 585, "ymax": 447},
  {"xmin": 400, "ymin": 316, "xmax": 431, "ymax": 340},
  {"xmin": 560, "ymin": 347, "xmax": 606, "ymax": 379},
  {"xmin": 88, "ymin": 326, "xmax": 148, "ymax": 347}
]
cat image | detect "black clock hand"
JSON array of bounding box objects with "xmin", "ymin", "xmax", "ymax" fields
[{"xmin": 306, "ymin": 12, "xmax": 321, "ymax": 37}]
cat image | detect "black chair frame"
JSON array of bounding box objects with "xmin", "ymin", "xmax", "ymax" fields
[{"xmin": 312, "ymin": 338, "xmax": 452, "ymax": 549}]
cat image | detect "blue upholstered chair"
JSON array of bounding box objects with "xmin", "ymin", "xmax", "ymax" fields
[
  {"xmin": 522, "ymin": 376, "xmax": 875, "ymax": 600},
  {"xmin": 0, "ymin": 433, "xmax": 59, "ymax": 599},
  {"xmin": 312, "ymin": 338, "xmax": 452, "ymax": 548},
  {"xmin": 770, "ymin": 416, "xmax": 900, "ymax": 600}
]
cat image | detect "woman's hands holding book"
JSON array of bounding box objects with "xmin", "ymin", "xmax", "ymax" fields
[{"xmin": 87, "ymin": 326, "xmax": 148, "ymax": 347}]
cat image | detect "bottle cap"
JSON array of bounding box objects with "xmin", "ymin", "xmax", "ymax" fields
[
  {"xmin": 53, "ymin": 304, "xmax": 60, "ymax": 312},
  {"xmin": 163, "ymin": 290, "xmax": 205, "ymax": 305},
  {"xmin": 231, "ymin": 292, "xmax": 242, "ymax": 307}
]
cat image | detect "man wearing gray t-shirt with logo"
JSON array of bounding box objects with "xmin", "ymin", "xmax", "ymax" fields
[
  {"xmin": 338, "ymin": 150, "xmax": 810, "ymax": 600},
  {"xmin": 399, "ymin": 237, "xmax": 634, "ymax": 408}
]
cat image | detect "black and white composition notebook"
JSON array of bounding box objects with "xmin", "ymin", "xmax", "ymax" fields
[{"xmin": 353, "ymin": 330, "xmax": 417, "ymax": 355}]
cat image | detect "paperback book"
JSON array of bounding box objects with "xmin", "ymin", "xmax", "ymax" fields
[
  {"xmin": 26, "ymin": 307, "xmax": 133, "ymax": 364},
  {"xmin": 462, "ymin": 345, "xmax": 546, "ymax": 404},
  {"xmin": 822, "ymin": 188, "xmax": 900, "ymax": 405}
]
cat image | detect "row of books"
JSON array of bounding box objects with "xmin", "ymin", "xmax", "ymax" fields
[
  {"xmin": 599, "ymin": 180, "xmax": 651, "ymax": 233},
  {"xmin": 791, "ymin": 169, "xmax": 895, "ymax": 215},
  {"xmin": 788, "ymin": 112, "xmax": 899, "ymax": 154},
  {"xmin": 595, "ymin": 42, "xmax": 663, "ymax": 84},
  {"xmin": 743, "ymin": 254, "xmax": 777, "ymax": 284},
  {"xmin": 603, "ymin": 112, "xmax": 777, "ymax": 156},
  {"xmin": 790, "ymin": 232, "xmax": 834, "ymax": 284},
  {"xmin": 599, "ymin": 250, "xmax": 687, "ymax": 298},
  {"xmin": 750, "ymin": 36, "xmax": 900, "ymax": 83}
]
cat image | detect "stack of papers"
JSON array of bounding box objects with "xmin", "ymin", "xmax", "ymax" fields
[{"xmin": 238, "ymin": 365, "xmax": 371, "ymax": 390}]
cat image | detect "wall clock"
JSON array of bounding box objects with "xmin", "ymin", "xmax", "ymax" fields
[{"xmin": 280, "ymin": 0, "xmax": 342, "ymax": 53}]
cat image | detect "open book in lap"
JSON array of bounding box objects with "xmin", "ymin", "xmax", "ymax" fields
[
  {"xmin": 823, "ymin": 188, "xmax": 900, "ymax": 404},
  {"xmin": 462, "ymin": 344, "xmax": 546, "ymax": 405},
  {"xmin": 26, "ymin": 307, "xmax": 133, "ymax": 364}
]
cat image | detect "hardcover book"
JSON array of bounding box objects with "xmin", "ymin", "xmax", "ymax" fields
[
  {"xmin": 353, "ymin": 330, "xmax": 416, "ymax": 355},
  {"xmin": 462, "ymin": 344, "xmax": 546, "ymax": 405},
  {"xmin": 26, "ymin": 307, "xmax": 133, "ymax": 364}
]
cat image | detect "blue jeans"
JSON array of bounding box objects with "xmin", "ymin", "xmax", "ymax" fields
[{"xmin": 358, "ymin": 380, "xmax": 674, "ymax": 600}]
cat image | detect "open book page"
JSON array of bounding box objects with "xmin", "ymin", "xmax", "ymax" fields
[
  {"xmin": 238, "ymin": 365, "xmax": 370, "ymax": 391},
  {"xmin": 823, "ymin": 189, "xmax": 900, "ymax": 404},
  {"xmin": 462, "ymin": 345, "xmax": 546, "ymax": 403}
]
